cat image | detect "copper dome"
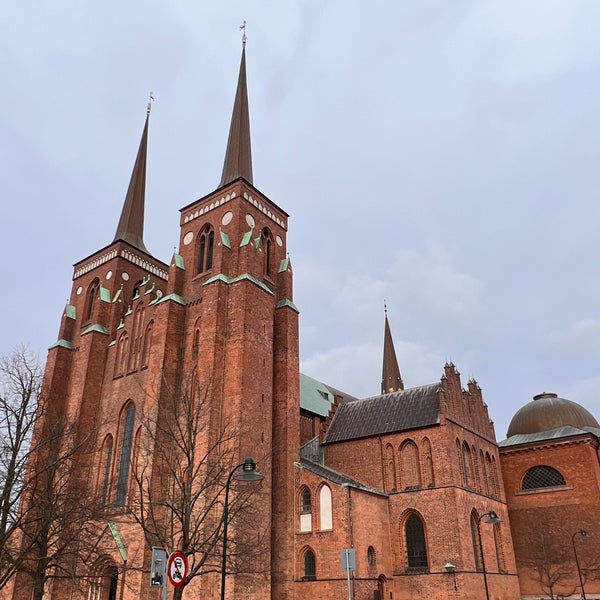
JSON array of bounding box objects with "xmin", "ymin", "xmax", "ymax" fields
[{"xmin": 506, "ymin": 392, "xmax": 600, "ymax": 437}]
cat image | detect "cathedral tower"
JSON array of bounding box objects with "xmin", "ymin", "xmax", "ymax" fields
[{"xmin": 13, "ymin": 42, "xmax": 299, "ymax": 600}]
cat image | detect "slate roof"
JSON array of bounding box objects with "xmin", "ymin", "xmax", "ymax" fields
[
  {"xmin": 500, "ymin": 425, "xmax": 600, "ymax": 447},
  {"xmin": 296, "ymin": 459, "xmax": 387, "ymax": 496},
  {"xmin": 324, "ymin": 383, "xmax": 441, "ymax": 444}
]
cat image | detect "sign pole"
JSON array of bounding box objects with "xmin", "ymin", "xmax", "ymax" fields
[{"xmin": 345, "ymin": 549, "xmax": 351, "ymax": 600}]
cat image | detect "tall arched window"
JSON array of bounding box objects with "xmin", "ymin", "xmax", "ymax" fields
[
  {"xmin": 261, "ymin": 228, "xmax": 274, "ymax": 278},
  {"xmin": 405, "ymin": 513, "xmax": 428, "ymax": 571},
  {"xmin": 129, "ymin": 304, "xmax": 145, "ymax": 371},
  {"xmin": 494, "ymin": 523, "xmax": 505, "ymax": 572},
  {"xmin": 462, "ymin": 442, "xmax": 472, "ymax": 488},
  {"xmin": 385, "ymin": 444, "xmax": 397, "ymax": 491},
  {"xmin": 302, "ymin": 549, "xmax": 316, "ymax": 581},
  {"xmin": 141, "ymin": 321, "xmax": 153, "ymax": 368},
  {"xmin": 115, "ymin": 403, "xmax": 136, "ymax": 507},
  {"xmin": 400, "ymin": 439, "xmax": 421, "ymax": 490},
  {"xmin": 88, "ymin": 560, "xmax": 118, "ymax": 600},
  {"xmin": 299, "ymin": 488, "xmax": 312, "ymax": 532},
  {"xmin": 471, "ymin": 511, "xmax": 482, "ymax": 571},
  {"xmin": 198, "ymin": 226, "xmax": 215, "ymax": 274},
  {"xmin": 84, "ymin": 279, "xmax": 100, "ymax": 323},
  {"xmin": 422, "ymin": 437, "xmax": 434, "ymax": 487},
  {"xmin": 98, "ymin": 435, "xmax": 113, "ymax": 506},
  {"xmin": 115, "ymin": 333, "xmax": 128, "ymax": 377},
  {"xmin": 319, "ymin": 485, "xmax": 332, "ymax": 530}
]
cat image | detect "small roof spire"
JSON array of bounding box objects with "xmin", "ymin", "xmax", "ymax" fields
[
  {"xmin": 113, "ymin": 101, "xmax": 151, "ymax": 253},
  {"xmin": 381, "ymin": 303, "xmax": 404, "ymax": 394},
  {"xmin": 219, "ymin": 30, "xmax": 253, "ymax": 187}
]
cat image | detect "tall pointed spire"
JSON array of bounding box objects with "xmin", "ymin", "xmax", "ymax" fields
[
  {"xmin": 219, "ymin": 37, "xmax": 253, "ymax": 187},
  {"xmin": 113, "ymin": 102, "xmax": 150, "ymax": 253},
  {"xmin": 381, "ymin": 305, "xmax": 404, "ymax": 394}
]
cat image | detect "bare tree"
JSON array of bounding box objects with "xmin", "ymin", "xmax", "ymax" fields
[
  {"xmin": 129, "ymin": 380, "xmax": 266, "ymax": 599},
  {"xmin": 0, "ymin": 347, "xmax": 107, "ymax": 600},
  {"xmin": 0, "ymin": 347, "xmax": 43, "ymax": 588}
]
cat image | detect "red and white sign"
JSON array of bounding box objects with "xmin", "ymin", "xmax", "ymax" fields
[{"xmin": 167, "ymin": 551, "xmax": 188, "ymax": 588}]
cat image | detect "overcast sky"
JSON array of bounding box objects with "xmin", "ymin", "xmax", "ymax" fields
[{"xmin": 2, "ymin": 1, "xmax": 600, "ymax": 439}]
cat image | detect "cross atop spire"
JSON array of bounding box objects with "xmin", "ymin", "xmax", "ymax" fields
[
  {"xmin": 113, "ymin": 105, "xmax": 150, "ymax": 254},
  {"xmin": 381, "ymin": 305, "xmax": 404, "ymax": 394},
  {"xmin": 219, "ymin": 36, "xmax": 253, "ymax": 188}
]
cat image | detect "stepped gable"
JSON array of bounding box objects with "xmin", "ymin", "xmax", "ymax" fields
[{"xmin": 323, "ymin": 382, "xmax": 441, "ymax": 444}]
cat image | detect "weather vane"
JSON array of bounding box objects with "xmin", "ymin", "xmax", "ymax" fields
[
  {"xmin": 147, "ymin": 91, "xmax": 155, "ymax": 114},
  {"xmin": 240, "ymin": 20, "xmax": 246, "ymax": 45}
]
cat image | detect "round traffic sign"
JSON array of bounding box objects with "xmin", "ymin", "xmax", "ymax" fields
[{"xmin": 167, "ymin": 551, "xmax": 188, "ymax": 587}]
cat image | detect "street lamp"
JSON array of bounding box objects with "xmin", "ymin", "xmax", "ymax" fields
[
  {"xmin": 220, "ymin": 457, "xmax": 264, "ymax": 600},
  {"xmin": 476, "ymin": 510, "xmax": 501, "ymax": 600},
  {"xmin": 572, "ymin": 529, "xmax": 591, "ymax": 600}
]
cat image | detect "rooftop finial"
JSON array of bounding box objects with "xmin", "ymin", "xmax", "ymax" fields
[
  {"xmin": 147, "ymin": 92, "xmax": 155, "ymax": 115},
  {"xmin": 240, "ymin": 20, "xmax": 247, "ymax": 45},
  {"xmin": 384, "ymin": 300, "xmax": 388, "ymax": 315}
]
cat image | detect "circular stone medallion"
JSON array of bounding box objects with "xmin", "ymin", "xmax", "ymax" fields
[
  {"xmin": 222, "ymin": 211, "xmax": 233, "ymax": 226},
  {"xmin": 246, "ymin": 214, "xmax": 255, "ymax": 228},
  {"xmin": 183, "ymin": 231, "xmax": 194, "ymax": 246}
]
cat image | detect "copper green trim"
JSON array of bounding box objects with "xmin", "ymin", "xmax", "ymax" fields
[
  {"xmin": 144, "ymin": 282, "xmax": 155, "ymax": 295},
  {"xmin": 125, "ymin": 305, "xmax": 132, "ymax": 316},
  {"xmin": 108, "ymin": 340, "xmax": 116, "ymax": 347},
  {"xmin": 156, "ymin": 293, "xmax": 186, "ymax": 306},
  {"xmin": 278, "ymin": 257, "xmax": 289, "ymax": 273},
  {"xmin": 173, "ymin": 253, "xmax": 185, "ymax": 269},
  {"xmin": 100, "ymin": 286, "xmax": 111, "ymax": 303},
  {"xmin": 220, "ymin": 230, "xmax": 231, "ymax": 248},
  {"xmin": 112, "ymin": 287, "xmax": 123, "ymax": 303},
  {"xmin": 48, "ymin": 339, "xmax": 74, "ymax": 350},
  {"xmin": 202, "ymin": 274, "xmax": 230, "ymax": 286},
  {"xmin": 275, "ymin": 298, "xmax": 299, "ymax": 312},
  {"xmin": 253, "ymin": 236, "xmax": 261, "ymax": 248},
  {"xmin": 230, "ymin": 273, "xmax": 273, "ymax": 295},
  {"xmin": 82, "ymin": 324, "xmax": 110, "ymax": 336},
  {"xmin": 117, "ymin": 319, "xmax": 124, "ymax": 329},
  {"xmin": 65, "ymin": 304, "xmax": 76, "ymax": 319},
  {"xmin": 240, "ymin": 230, "xmax": 253, "ymax": 247}
]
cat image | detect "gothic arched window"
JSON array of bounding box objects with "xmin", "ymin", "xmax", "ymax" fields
[
  {"xmin": 98, "ymin": 435, "xmax": 113, "ymax": 506},
  {"xmin": 319, "ymin": 485, "xmax": 332, "ymax": 530},
  {"xmin": 198, "ymin": 226, "xmax": 215, "ymax": 274},
  {"xmin": 303, "ymin": 549, "xmax": 316, "ymax": 581},
  {"xmin": 261, "ymin": 227, "xmax": 274, "ymax": 278},
  {"xmin": 471, "ymin": 511, "xmax": 482, "ymax": 571},
  {"xmin": 115, "ymin": 403, "xmax": 135, "ymax": 507},
  {"xmin": 462, "ymin": 442, "xmax": 472, "ymax": 488},
  {"xmin": 299, "ymin": 487, "xmax": 312, "ymax": 532},
  {"xmin": 84, "ymin": 279, "xmax": 100, "ymax": 323},
  {"xmin": 405, "ymin": 513, "xmax": 428, "ymax": 571},
  {"xmin": 522, "ymin": 466, "xmax": 566, "ymax": 490},
  {"xmin": 400, "ymin": 439, "xmax": 421, "ymax": 490}
]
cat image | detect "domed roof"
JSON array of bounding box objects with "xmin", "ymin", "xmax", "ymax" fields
[{"xmin": 507, "ymin": 392, "xmax": 600, "ymax": 437}]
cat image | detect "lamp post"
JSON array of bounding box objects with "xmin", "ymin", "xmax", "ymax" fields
[
  {"xmin": 220, "ymin": 457, "xmax": 264, "ymax": 600},
  {"xmin": 444, "ymin": 562, "xmax": 457, "ymax": 591},
  {"xmin": 476, "ymin": 510, "xmax": 501, "ymax": 600},
  {"xmin": 572, "ymin": 529, "xmax": 590, "ymax": 600}
]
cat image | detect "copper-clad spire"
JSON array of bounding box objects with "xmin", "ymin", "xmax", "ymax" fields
[
  {"xmin": 381, "ymin": 305, "xmax": 404, "ymax": 394},
  {"xmin": 113, "ymin": 104, "xmax": 150, "ymax": 253},
  {"xmin": 219, "ymin": 39, "xmax": 253, "ymax": 187}
]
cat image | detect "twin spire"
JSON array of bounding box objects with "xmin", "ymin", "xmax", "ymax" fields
[{"xmin": 112, "ymin": 41, "xmax": 253, "ymax": 254}]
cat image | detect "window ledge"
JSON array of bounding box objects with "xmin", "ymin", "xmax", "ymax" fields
[{"xmin": 515, "ymin": 485, "xmax": 572, "ymax": 496}]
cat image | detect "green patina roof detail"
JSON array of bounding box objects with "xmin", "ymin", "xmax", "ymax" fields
[
  {"xmin": 240, "ymin": 230, "xmax": 253, "ymax": 247},
  {"xmin": 173, "ymin": 253, "xmax": 185, "ymax": 269},
  {"xmin": 99, "ymin": 286, "xmax": 111, "ymax": 303},
  {"xmin": 278, "ymin": 257, "xmax": 290, "ymax": 273},
  {"xmin": 82, "ymin": 324, "xmax": 110, "ymax": 336},
  {"xmin": 275, "ymin": 298, "xmax": 299, "ymax": 312},
  {"xmin": 253, "ymin": 236, "xmax": 261, "ymax": 248},
  {"xmin": 230, "ymin": 273, "xmax": 273, "ymax": 295},
  {"xmin": 117, "ymin": 318, "xmax": 124, "ymax": 329},
  {"xmin": 156, "ymin": 293, "xmax": 186, "ymax": 306},
  {"xmin": 65, "ymin": 304, "xmax": 76, "ymax": 319},
  {"xmin": 144, "ymin": 282, "xmax": 155, "ymax": 295},
  {"xmin": 220, "ymin": 230, "xmax": 231, "ymax": 249},
  {"xmin": 112, "ymin": 287, "xmax": 123, "ymax": 303},
  {"xmin": 202, "ymin": 274, "xmax": 230, "ymax": 286},
  {"xmin": 300, "ymin": 373, "xmax": 335, "ymax": 417},
  {"xmin": 125, "ymin": 305, "xmax": 132, "ymax": 316},
  {"xmin": 108, "ymin": 340, "xmax": 116, "ymax": 347},
  {"xmin": 48, "ymin": 339, "xmax": 74, "ymax": 350}
]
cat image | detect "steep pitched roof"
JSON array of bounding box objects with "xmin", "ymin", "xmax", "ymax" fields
[
  {"xmin": 219, "ymin": 43, "xmax": 253, "ymax": 187},
  {"xmin": 113, "ymin": 111, "xmax": 150, "ymax": 253},
  {"xmin": 381, "ymin": 311, "xmax": 403, "ymax": 393},
  {"xmin": 323, "ymin": 383, "xmax": 441, "ymax": 444}
]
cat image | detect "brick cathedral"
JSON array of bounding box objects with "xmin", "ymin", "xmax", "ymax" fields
[{"xmin": 7, "ymin": 43, "xmax": 600, "ymax": 600}]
